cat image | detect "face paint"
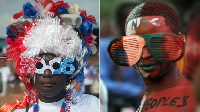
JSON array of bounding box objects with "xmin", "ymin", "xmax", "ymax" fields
[
  {"xmin": 126, "ymin": 16, "xmax": 174, "ymax": 36},
  {"xmin": 107, "ymin": 33, "xmax": 185, "ymax": 66},
  {"xmin": 126, "ymin": 17, "xmax": 141, "ymax": 36},
  {"xmin": 20, "ymin": 57, "xmax": 79, "ymax": 75}
]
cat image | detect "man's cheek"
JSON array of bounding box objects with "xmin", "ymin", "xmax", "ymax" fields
[
  {"xmin": 133, "ymin": 64, "xmax": 141, "ymax": 73},
  {"xmin": 138, "ymin": 64, "xmax": 162, "ymax": 78},
  {"xmin": 134, "ymin": 64, "xmax": 150, "ymax": 78},
  {"xmin": 147, "ymin": 65, "xmax": 162, "ymax": 77}
]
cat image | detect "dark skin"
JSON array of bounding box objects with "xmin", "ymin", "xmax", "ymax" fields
[
  {"xmin": 31, "ymin": 53, "xmax": 67, "ymax": 103},
  {"xmin": 132, "ymin": 16, "xmax": 177, "ymax": 81},
  {"xmin": 130, "ymin": 16, "xmax": 184, "ymax": 94},
  {"xmin": 128, "ymin": 16, "xmax": 197, "ymax": 111}
]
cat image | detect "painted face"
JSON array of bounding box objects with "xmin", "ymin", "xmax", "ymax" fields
[{"xmin": 127, "ymin": 16, "xmax": 174, "ymax": 78}]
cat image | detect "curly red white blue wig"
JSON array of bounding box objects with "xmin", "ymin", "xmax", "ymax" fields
[{"xmin": 4, "ymin": 0, "xmax": 96, "ymax": 107}]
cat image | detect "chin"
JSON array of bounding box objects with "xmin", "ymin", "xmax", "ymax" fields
[
  {"xmin": 38, "ymin": 88, "xmax": 62, "ymax": 97},
  {"xmin": 138, "ymin": 65, "xmax": 163, "ymax": 79},
  {"xmin": 41, "ymin": 92, "xmax": 56, "ymax": 97},
  {"xmin": 39, "ymin": 90, "xmax": 61, "ymax": 97}
]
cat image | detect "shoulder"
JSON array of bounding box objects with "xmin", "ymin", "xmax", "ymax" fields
[
  {"xmin": 11, "ymin": 109, "xmax": 26, "ymax": 112},
  {"xmin": 76, "ymin": 94, "xmax": 99, "ymax": 111},
  {"xmin": 79, "ymin": 94, "xmax": 99, "ymax": 105}
]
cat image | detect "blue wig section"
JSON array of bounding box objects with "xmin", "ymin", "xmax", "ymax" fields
[
  {"xmin": 72, "ymin": 59, "xmax": 95, "ymax": 97},
  {"xmin": 23, "ymin": 2, "xmax": 40, "ymax": 19},
  {"xmin": 6, "ymin": 26, "xmax": 17, "ymax": 38},
  {"xmin": 84, "ymin": 48, "xmax": 91, "ymax": 58},
  {"xmin": 81, "ymin": 38, "xmax": 86, "ymax": 48},
  {"xmin": 78, "ymin": 20, "xmax": 93, "ymax": 36},
  {"xmin": 33, "ymin": 103, "xmax": 39, "ymax": 111},
  {"xmin": 75, "ymin": 68, "xmax": 85, "ymax": 84},
  {"xmin": 84, "ymin": 58, "xmax": 95, "ymax": 78},
  {"xmin": 57, "ymin": 6, "xmax": 69, "ymax": 15},
  {"xmin": 80, "ymin": 15, "xmax": 86, "ymax": 22},
  {"xmin": 61, "ymin": 102, "xmax": 66, "ymax": 108},
  {"xmin": 72, "ymin": 68, "xmax": 85, "ymax": 97}
]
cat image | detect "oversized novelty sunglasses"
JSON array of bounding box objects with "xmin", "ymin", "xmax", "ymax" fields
[
  {"xmin": 107, "ymin": 33, "xmax": 185, "ymax": 66},
  {"xmin": 20, "ymin": 57, "xmax": 79, "ymax": 75}
]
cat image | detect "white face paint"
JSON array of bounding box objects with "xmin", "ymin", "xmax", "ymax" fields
[
  {"xmin": 149, "ymin": 18, "xmax": 160, "ymax": 26},
  {"xmin": 126, "ymin": 17, "xmax": 141, "ymax": 36}
]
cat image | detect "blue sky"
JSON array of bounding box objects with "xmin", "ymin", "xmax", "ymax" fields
[{"xmin": 0, "ymin": 0, "xmax": 99, "ymax": 39}]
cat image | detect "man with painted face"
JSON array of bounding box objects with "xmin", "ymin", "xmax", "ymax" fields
[{"xmin": 108, "ymin": 1, "xmax": 197, "ymax": 112}]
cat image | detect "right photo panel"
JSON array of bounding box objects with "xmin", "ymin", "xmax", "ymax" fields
[{"xmin": 100, "ymin": 0, "xmax": 200, "ymax": 112}]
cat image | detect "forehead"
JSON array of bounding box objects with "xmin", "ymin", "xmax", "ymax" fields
[
  {"xmin": 126, "ymin": 16, "xmax": 173, "ymax": 36},
  {"xmin": 39, "ymin": 53, "xmax": 57, "ymax": 62}
]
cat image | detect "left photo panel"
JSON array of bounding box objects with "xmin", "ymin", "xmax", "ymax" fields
[{"xmin": 0, "ymin": 0, "xmax": 99, "ymax": 112}]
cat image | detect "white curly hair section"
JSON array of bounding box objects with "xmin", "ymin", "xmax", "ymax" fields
[
  {"xmin": 125, "ymin": 3, "xmax": 145, "ymax": 36},
  {"xmin": 21, "ymin": 12, "xmax": 86, "ymax": 62}
]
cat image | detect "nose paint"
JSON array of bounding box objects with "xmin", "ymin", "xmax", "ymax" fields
[
  {"xmin": 141, "ymin": 47, "xmax": 151, "ymax": 59},
  {"xmin": 126, "ymin": 16, "xmax": 173, "ymax": 36}
]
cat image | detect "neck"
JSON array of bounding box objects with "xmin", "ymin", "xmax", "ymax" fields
[
  {"xmin": 38, "ymin": 89, "xmax": 66, "ymax": 103},
  {"xmin": 143, "ymin": 63, "xmax": 182, "ymax": 95}
]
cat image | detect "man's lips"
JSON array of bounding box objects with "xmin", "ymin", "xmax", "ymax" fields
[
  {"xmin": 140, "ymin": 62, "xmax": 158, "ymax": 67},
  {"xmin": 41, "ymin": 82, "xmax": 56, "ymax": 87},
  {"xmin": 139, "ymin": 62, "xmax": 158, "ymax": 72}
]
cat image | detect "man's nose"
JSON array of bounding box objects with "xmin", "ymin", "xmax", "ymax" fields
[
  {"xmin": 140, "ymin": 47, "xmax": 151, "ymax": 59},
  {"xmin": 43, "ymin": 69, "xmax": 53, "ymax": 77}
]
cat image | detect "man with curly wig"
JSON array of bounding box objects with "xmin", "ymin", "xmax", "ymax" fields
[{"xmin": 0, "ymin": 0, "xmax": 99, "ymax": 112}]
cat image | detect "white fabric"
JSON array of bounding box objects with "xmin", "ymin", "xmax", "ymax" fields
[
  {"xmin": 100, "ymin": 78, "xmax": 108, "ymax": 112},
  {"xmin": 0, "ymin": 66, "xmax": 11, "ymax": 82},
  {"xmin": 13, "ymin": 94, "xmax": 99, "ymax": 112},
  {"xmin": 196, "ymin": 105, "xmax": 200, "ymax": 112},
  {"xmin": 136, "ymin": 94, "xmax": 146, "ymax": 112},
  {"xmin": 1, "ymin": 81, "xmax": 8, "ymax": 96}
]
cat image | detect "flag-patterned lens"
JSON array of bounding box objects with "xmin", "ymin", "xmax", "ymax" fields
[
  {"xmin": 149, "ymin": 34, "xmax": 184, "ymax": 62},
  {"xmin": 107, "ymin": 36, "xmax": 145, "ymax": 66}
]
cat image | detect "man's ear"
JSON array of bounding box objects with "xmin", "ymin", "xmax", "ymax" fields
[{"xmin": 178, "ymin": 34, "xmax": 186, "ymax": 42}]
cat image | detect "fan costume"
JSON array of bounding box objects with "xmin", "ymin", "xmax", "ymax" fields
[
  {"xmin": 13, "ymin": 94, "xmax": 99, "ymax": 112},
  {"xmin": 0, "ymin": 0, "xmax": 99, "ymax": 112},
  {"xmin": 107, "ymin": 1, "xmax": 197, "ymax": 112}
]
